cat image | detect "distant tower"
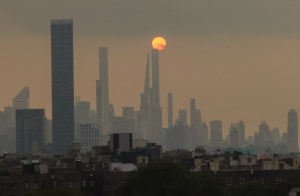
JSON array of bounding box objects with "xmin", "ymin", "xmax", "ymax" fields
[
  {"xmin": 51, "ymin": 19, "xmax": 75, "ymax": 154},
  {"xmin": 287, "ymin": 109, "xmax": 299, "ymax": 152},
  {"xmin": 16, "ymin": 109, "xmax": 45, "ymax": 156},
  {"xmin": 13, "ymin": 86, "xmax": 29, "ymax": 120},
  {"xmin": 210, "ymin": 120, "xmax": 223, "ymax": 147},
  {"xmin": 229, "ymin": 124, "xmax": 239, "ymax": 148},
  {"xmin": 167, "ymin": 92, "xmax": 173, "ymax": 128},
  {"xmin": 150, "ymin": 49, "xmax": 162, "ymax": 143},
  {"xmin": 96, "ymin": 80, "xmax": 102, "ymax": 129},
  {"xmin": 151, "ymin": 49, "xmax": 160, "ymax": 108},
  {"xmin": 190, "ymin": 98, "xmax": 202, "ymax": 147},
  {"xmin": 138, "ymin": 54, "xmax": 151, "ymax": 139},
  {"xmin": 177, "ymin": 110, "xmax": 187, "ymax": 125},
  {"xmin": 236, "ymin": 120, "xmax": 245, "ymax": 146},
  {"xmin": 98, "ymin": 47, "xmax": 111, "ymax": 145}
]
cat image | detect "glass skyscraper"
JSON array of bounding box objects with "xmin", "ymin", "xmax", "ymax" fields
[{"xmin": 51, "ymin": 19, "xmax": 75, "ymax": 154}]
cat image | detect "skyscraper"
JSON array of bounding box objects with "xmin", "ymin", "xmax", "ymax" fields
[
  {"xmin": 137, "ymin": 49, "xmax": 162, "ymax": 143},
  {"xmin": 190, "ymin": 98, "xmax": 202, "ymax": 147},
  {"xmin": 16, "ymin": 109, "xmax": 45, "ymax": 156},
  {"xmin": 167, "ymin": 92, "xmax": 173, "ymax": 128},
  {"xmin": 210, "ymin": 120, "xmax": 223, "ymax": 147},
  {"xmin": 138, "ymin": 54, "xmax": 151, "ymax": 139},
  {"xmin": 236, "ymin": 120, "xmax": 245, "ymax": 146},
  {"xmin": 98, "ymin": 47, "xmax": 111, "ymax": 145},
  {"xmin": 51, "ymin": 19, "xmax": 75, "ymax": 154},
  {"xmin": 287, "ymin": 109, "xmax": 298, "ymax": 152},
  {"xmin": 150, "ymin": 49, "xmax": 162, "ymax": 144}
]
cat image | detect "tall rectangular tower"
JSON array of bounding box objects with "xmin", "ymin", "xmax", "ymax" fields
[
  {"xmin": 150, "ymin": 49, "xmax": 162, "ymax": 144},
  {"xmin": 151, "ymin": 49, "xmax": 160, "ymax": 108},
  {"xmin": 167, "ymin": 92, "xmax": 173, "ymax": 128},
  {"xmin": 98, "ymin": 47, "xmax": 111, "ymax": 144},
  {"xmin": 210, "ymin": 120, "xmax": 223, "ymax": 147},
  {"xmin": 288, "ymin": 109, "xmax": 299, "ymax": 152},
  {"xmin": 51, "ymin": 19, "xmax": 75, "ymax": 154}
]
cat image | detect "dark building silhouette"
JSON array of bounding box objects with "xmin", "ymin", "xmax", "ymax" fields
[
  {"xmin": 97, "ymin": 47, "xmax": 112, "ymax": 145},
  {"xmin": 51, "ymin": 19, "xmax": 75, "ymax": 154},
  {"xmin": 287, "ymin": 109, "xmax": 298, "ymax": 152},
  {"xmin": 254, "ymin": 121, "xmax": 273, "ymax": 149},
  {"xmin": 137, "ymin": 54, "xmax": 151, "ymax": 139},
  {"xmin": 190, "ymin": 98, "xmax": 202, "ymax": 147},
  {"xmin": 229, "ymin": 124, "xmax": 239, "ymax": 148},
  {"xmin": 236, "ymin": 120, "xmax": 245, "ymax": 146},
  {"xmin": 166, "ymin": 122, "xmax": 191, "ymax": 150},
  {"xmin": 137, "ymin": 50, "xmax": 162, "ymax": 144},
  {"xmin": 210, "ymin": 120, "xmax": 223, "ymax": 147},
  {"xmin": 167, "ymin": 92, "xmax": 173, "ymax": 128},
  {"xmin": 16, "ymin": 109, "xmax": 45, "ymax": 156},
  {"xmin": 150, "ymin": 49, "xmax": 162, "ymax": 144}
]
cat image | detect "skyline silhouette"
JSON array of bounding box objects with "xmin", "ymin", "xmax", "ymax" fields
[{"xmin": 1, "ymin": 1, "xmax": 300, "ymax": 138}]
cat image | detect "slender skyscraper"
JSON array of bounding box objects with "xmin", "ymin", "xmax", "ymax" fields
[
  {"xmin": 167, "ymin": 92, "xmax": 173, "ymax": 128},
  {"xmin": 138, "ymin": 54, "xmax": 151, "ymax": 139},
  {"xmin": 190, "ymin": 98, "xmax": 202, "ymax": 147},
  {"xmin": 287, "ymin": 109, "xmax": 299, "ymax": 152},
  {"xmin": 98, "ymin": 47, "xmax": 111, "ymax": 144},
  {"xmin": 150, "ymin": 49, "xmax": 162, "ymax": 143},
  {"xmin": 51, "ymin": 19, "xmax": 75, "ymax": 154},
  {"xmin": 151, "ymin": 49, "xmax": 160, "ymax": 108}
]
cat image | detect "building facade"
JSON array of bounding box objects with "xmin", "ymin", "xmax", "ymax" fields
[
  {"xmin": 51, "ymin": 19, "xmax": 75, "ymax": 154},
  {"xmin": 16, "ymin": 109, "xmax": 45, "ymax": 156}
]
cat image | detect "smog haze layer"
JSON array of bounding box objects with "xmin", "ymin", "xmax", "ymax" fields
[{"xmin": 1, "ymin": 0, "xmax": 300, "ymax": 136}]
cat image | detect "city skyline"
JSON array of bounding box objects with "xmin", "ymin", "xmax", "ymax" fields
[{"xmin": 2, "ymin": 1, "xmax": 300, "ymax": 137}]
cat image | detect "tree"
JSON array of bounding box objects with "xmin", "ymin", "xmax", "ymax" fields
[{"xmin": 117, "ymin": 161, "xmax": 229, "ymax": 196}]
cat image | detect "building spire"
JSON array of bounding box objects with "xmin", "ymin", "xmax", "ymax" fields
[{"xmin": 144, "ymin": 53, "xmax": 150, "ymax": 94}]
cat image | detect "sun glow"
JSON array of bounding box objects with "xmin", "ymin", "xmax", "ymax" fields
[{"xmin": 152, "ymin": 36, "xmax": 166, "ymax": 51}]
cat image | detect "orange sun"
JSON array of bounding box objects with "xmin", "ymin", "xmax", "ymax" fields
[{"xmin": 152, "ymin": 36, "xmax": 166, "ymax": 51}]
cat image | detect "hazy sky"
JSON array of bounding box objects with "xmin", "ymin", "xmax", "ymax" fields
[{"xmin": 2, "ymin": 0, "xmax": 300, "ymax": 137}]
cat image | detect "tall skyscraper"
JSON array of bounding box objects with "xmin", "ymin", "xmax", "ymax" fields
[
  {"xmin": 287, "ymin": 109, "xmax": 299, "ymax": 152},
  {"xmin": 190, "ymin": 98, "xmax": 202, "ymax": 147},
  {"xmin": 229, "ymin": 124, "xmax": 239, "ymax": 148},
  {"xmin": 210, "ymin": 120, "xmax": 223, "ymax": 147},
  {"xmin": 51, "ymin": 19, "xmax": 75, "ymax": 154},
  {"xmin": 167, "ymin": 92, "xmax": 173, "ymax": 128},
  {"xmin": 236, "ymin": 120, "xmax": 245, "ymax": 146},
  {"xmin": 150, "ymin": 49, "xmax": 162, "ymax": 143},
  {"xmin": 138, "ymin": 54, "xmax": 151, "ymax": 139},
  {"xmin": 98, "ymin": 47, "xmax": 111, "ymax": 145},
  {"xmin": 16, "ymin": 109, "xmax": 45, "ymax": 156},
  {"xmin": 137, "ymin": 49, "xmax": 162, "ymax": 144}
]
